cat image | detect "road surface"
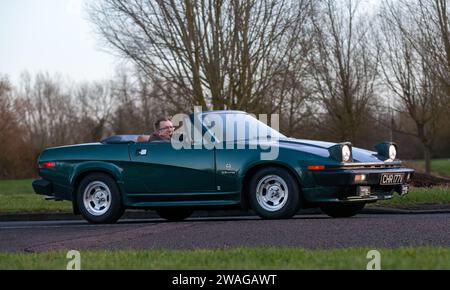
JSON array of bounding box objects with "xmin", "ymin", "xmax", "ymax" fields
[{"xmin": 0, "ymin": 214, "xmax": 448, "ymax": 252}]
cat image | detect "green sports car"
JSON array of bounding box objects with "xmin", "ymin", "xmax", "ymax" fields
[{"xmin": 33, "ymin": 110, "xmax": 414, "ymax": 223}]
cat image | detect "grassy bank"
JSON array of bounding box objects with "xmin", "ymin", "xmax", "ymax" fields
[
  {"xmin": 407, "ymin": 159, "xmax": 450, "ymax": 177},
  {"xmin": 0, "ymin": 179, "xmax": 71, "ymax": 213},
  {"xmin": 376, "ymin": 186, "xmax": 450, "ymax": 207},
  {"xmin": 0, "ymin": 247, "xmax": 448, "ymax": 270}
]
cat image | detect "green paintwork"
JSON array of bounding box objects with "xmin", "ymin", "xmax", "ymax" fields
[{"xmin": 34, "ymin": 111, "xmax": 414, "ymax": 210}]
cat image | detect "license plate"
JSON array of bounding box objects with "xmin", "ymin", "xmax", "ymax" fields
[{"xmin": 380, "ymin": 173, "xmax": 404, "ymax": 185}]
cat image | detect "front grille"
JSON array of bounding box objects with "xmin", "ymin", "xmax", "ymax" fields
[
  {"xmin": 340, "ymin": 163, "xmax": 402, "ymax": 170},
  {"xmin": 338, "ymin": 185, "xmax": 396, "ymax": 200}
]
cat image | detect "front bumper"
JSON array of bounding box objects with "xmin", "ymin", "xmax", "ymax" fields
[
  {"xmin": 303, "ymin": 167, "xmax": 415, "ymax": 203},
  {"xmin": 310, "ymin": 167, "xmax": 415, "ymax": 186}
]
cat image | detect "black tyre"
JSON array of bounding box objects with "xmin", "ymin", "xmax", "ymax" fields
[
  {"xmin": 76, "ymin": 173, "xmax": 124, "ymax": 224},
  {"xmin": 320, "ymin": 203, "xmax": 365, "ymax": 218},
  {"xmin": 156, "ymin": 208, "xmax": 194, "ymax": 222},
  {"xmin": 249, "ymin": 167, "xmax": 301, "ymax": 219}
]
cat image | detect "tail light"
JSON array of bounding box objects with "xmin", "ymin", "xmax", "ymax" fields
[{"xmin": 41, "ymin": 162, "xmax": 56, "ymax": 168}]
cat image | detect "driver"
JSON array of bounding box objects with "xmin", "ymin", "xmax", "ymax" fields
[{"xmin": 137, "ymin": 117, "xmax": 175, "ymax": 142}]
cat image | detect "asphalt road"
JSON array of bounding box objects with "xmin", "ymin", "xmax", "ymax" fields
[{"xmin": 0, "ymin": 214, "xmax": 448, "ymax": 253}]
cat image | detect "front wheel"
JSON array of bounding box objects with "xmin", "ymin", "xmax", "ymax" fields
[
  {"xmin": 320, "ymin": 203, "xmax": 365, "ymax": 218},
  {"xmin": 156, "ymin": 208, "xmax": 194, "ymax": 222},
  {"xmin": 249, "ymin": 167, "xmax": 301, "ymax": 219},
  {"xmin": 77, "ymin": 173, "xmax": 124, "ymax": 224}
]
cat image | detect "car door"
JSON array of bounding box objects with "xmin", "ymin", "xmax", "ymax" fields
[{"xmin": 125, "ymin": 140, "xmax": 216, "ymax": 194}]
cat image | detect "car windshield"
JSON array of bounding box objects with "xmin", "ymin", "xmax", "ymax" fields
[{"xmin": 202, "ymin": 113, "xmax": 286, "ymax": 142}]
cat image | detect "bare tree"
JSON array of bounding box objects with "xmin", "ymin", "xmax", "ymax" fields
[
  {"xmin": 0, "ymin": 75, "xmax": 35, "ymax": 178},
  {"xmin": 134, "ymin": 71, "xmax": 178, "ymax": 128},
  {"xmin": 88, "ymin": 0, "xmax": 314, "ymax": 111},
  {"xmin": 0, "ymin": 75, "xmax": 14, "ymax": 146},
  {"xmin": 75, "ymin": 80, "xmax": 117, "ymax": 141},
  {"xmin": 17, "ymin": 72, "xmax": 78, "ymax": 149},
  {"xmin": 110, "ymin": 70, "xmax": 142, "ymax": 134},
  {"xmin": 412, "ymin": 0, "xmax": 450, "ymax": 100},
  {"xmin": 309, "ymin": 0, "xmax": 379, "ymax": 143},
  {"xmin": 378, "ymin": 0, "xmax": 449, "ymax": 173}
]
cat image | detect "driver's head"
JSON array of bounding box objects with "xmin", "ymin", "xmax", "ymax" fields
[{"xmin": 155, "ymin": 117, "xmax": 174, "ymax": 140}]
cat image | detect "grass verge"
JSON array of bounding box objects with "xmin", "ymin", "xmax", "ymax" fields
[
  {"xmin": 376, "ymin": 186, "xmax": 450, "ymax": 207},
  {"xmin": 0, "ymin": 179, "xmax": 71, "ymax": 214},
  {"xmin": 0, "ymin": 247, "xmax": 448, "ymax": 270},
  {"xmin": 407, "ymin": 159, "xmax": 450, "ymax": 177}
]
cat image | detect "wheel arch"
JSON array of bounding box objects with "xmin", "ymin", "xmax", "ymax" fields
[
  {"xmin": 240, "ymin": 162, "xmax": 304, "ymax": 210},
  {"xmin": 70, "ymin": 163, "xmax": 124, "ymax": 214}
]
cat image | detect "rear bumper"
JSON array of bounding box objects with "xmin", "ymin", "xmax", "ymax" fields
[
  {"xmin": 32, "ymin": 179, "xmax": 53, "ymax": 196},
  {"xmin": 32, "ymin": 178, "xmax": 73, "ymax": 201}
]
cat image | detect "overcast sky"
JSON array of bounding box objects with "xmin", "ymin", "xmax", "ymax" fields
[
  {"xmin": 1, "ymin": 0, "xmax": 380, "ymax": 86},
  {"xmin": 0, "ymin": 0, "xmax": 118, "ymax": 84}
]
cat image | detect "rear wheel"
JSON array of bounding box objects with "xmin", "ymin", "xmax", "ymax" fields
[
  {"xmin": 320, "ymin": 203, "xmax": 365, "ymax": 218},
  {"xmin": 77, "ymin": 173, "xmax": 124, "ymax": 224},
  {"xmin": 249, "ymin": 167, "xmax": 301, "ymax": 219},
  {"xmin": 156, "ymin": 208, "xmax": 194, "ymax": 222}
]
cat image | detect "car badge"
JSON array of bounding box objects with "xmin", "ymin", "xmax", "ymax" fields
[{"xmin": 137, "ymin": 149, "xmax": 148, "ymax": 156}]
